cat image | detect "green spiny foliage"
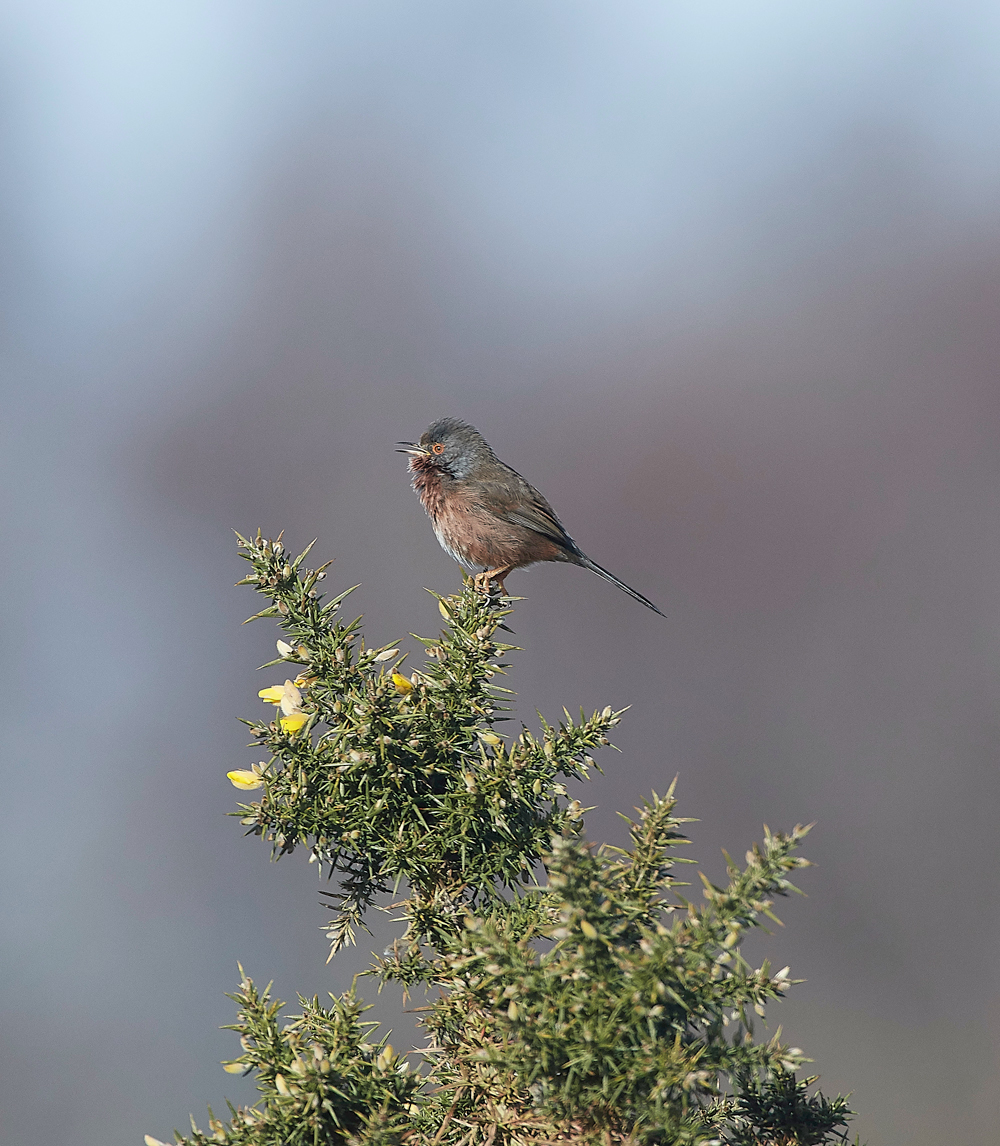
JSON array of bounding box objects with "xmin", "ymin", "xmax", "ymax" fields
[
  {"xmin": 230, "ymin": 530, "xmax": 609, "ymax": 955},
  {"xmin": 147, "ymin": 533, "xmax": 861, "ymax": 1146},
  {"xmin": 146, "ymin": 971, "xmax": 419, "ymax": 1146},
  {"xmin": 709, "ymin": 1069, "xmax": 857, "ymax": 1146},
  {"xmin": 413, "ymin": 819, "xmax": 844, "ymax": 1145}
]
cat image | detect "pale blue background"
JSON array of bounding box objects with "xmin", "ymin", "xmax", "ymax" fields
[{"xmin": 3, "ymin": 4, "xmax": 1000, "ymax": 1143}]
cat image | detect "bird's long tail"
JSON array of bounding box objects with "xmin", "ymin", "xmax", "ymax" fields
[{"xmin": 579, "ymin": 556, "xmax": 665, "ymax": 616}]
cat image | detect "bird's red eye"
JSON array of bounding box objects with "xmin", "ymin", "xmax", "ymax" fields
[{"xmin": 431, "ymin": 442, "xmax": 445, "ymax": 454}]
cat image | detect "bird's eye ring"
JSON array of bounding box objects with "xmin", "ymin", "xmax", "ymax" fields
[{"xmin": 431, "ymin": 442, "xmax": 445, "ymax": 454}]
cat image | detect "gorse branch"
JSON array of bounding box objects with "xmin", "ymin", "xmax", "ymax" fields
[
  {"xmin": 231, "ymin": 530, "xmax": 616, "ymax": 959},
  {"xmin": 146, "ymin": 533, "xmax": 862, "ymax": 1146}
]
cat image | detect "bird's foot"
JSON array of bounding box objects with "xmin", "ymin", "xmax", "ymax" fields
[{"xmin": 474, "ymin": 568, "xmax": 512, "ymax": 600}]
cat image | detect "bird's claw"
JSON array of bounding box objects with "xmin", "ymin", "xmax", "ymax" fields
[{"xmin": 473, "ymin": 571, "xmax": 508, "ymax": 600}]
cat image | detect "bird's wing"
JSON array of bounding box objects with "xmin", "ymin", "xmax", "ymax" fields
[{"xmin": 469, "ymin": 476, "xmax": 580, "ymax": 555}]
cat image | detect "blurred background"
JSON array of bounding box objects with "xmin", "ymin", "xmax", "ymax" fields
[{"xmin": 2, "ymin": 2, "xmax": 999, "ymax": 1142}]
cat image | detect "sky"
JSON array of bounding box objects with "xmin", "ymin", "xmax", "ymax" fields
[{"xmin": 3, "ymin": 3, "xmax": 1000, "ymax": 1144}]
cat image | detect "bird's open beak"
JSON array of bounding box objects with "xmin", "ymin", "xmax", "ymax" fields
[{"xmin": 396, "ymin": 441, "xmax": 430, "ymax": 456}]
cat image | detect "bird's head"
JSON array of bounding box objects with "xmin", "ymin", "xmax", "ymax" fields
[{"xmin": 397, "ymin": 418, "xmax": 496, "ymax": 480}]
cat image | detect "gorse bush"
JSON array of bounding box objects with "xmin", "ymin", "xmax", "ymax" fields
[{"xmin": 146, "ymin": 532, "xmax": 861, "ymax": 1146}]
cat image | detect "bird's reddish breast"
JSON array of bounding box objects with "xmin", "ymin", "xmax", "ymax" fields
[
  {"xmin": 410, "ymin": 455, "xmax": 569, "ymax": 569},
  {"xmin": 409, "ymin": 456, "xmax": 448, "ymax": 521},
  {"xmin": 410, "ymin": 458, "xmax": 498, "ymax": 566}
]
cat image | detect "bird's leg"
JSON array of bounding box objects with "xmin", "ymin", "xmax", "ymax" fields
[{"xmin": 475, "ymin": 565, "xmax": 515, "ymax": 597}]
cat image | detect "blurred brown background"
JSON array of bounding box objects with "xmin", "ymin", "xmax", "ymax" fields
[{"xmin": 3, "ymin": 3, "xmax": 1000, "ymax": 1143}]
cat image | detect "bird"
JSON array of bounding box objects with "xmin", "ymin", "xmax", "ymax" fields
[{"xmin": 398, "ymin": 417, "xmax": 664, "ymax": 615}]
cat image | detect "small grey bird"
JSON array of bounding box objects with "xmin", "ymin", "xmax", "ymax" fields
[{"xmin": 398, "ymin": 417, "xmax": 664, "ymax": 615}]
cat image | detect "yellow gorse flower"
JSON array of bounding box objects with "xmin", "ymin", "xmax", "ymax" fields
[
  {"xmin": 259, "ymin": 678, "xmax": 309, "ymax": 735},
  {"xmin": 391, "ymin": 672, "xmax": 414, "ymax": 695},
  {"xmin": 279, "ymin": 712, "xmax": 309, "ymax": 734},
  {"xmin": 227, "ymin": 770, "xmax": 264, "ymax": 790},
  {"xmin": 259, "ymin": 680, "xmax": 303, "ymax": 715}
]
